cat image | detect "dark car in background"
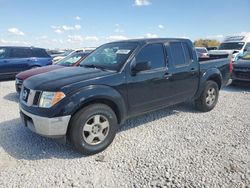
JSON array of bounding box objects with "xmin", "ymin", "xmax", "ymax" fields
[
  {"xmin": 232, "ymin": 52, "xmax": 250, "ymax": 83},
  {"xmin": 0, "ymin": 46, "xmax": 52, "ymax": 80},
  {"xmin": 15, "ymin": 52, "xmax": 89, "ymax": 92}
]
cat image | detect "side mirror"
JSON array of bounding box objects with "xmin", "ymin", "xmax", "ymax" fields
[{"xmin": 132, "ymin": 61, "xmax": 151, "ymax": 75}]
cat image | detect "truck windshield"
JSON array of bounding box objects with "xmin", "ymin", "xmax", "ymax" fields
[
  {"xmin": 218, "ymin": 42, "xmax": 245, "ymax": 50},
  {"xmin": 80, "ymin": 42, "xmax": 138, "ymax": 71}
]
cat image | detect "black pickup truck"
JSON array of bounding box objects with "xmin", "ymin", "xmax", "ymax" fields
[{"xmin": 19, "ymin": 38, "xmax": 231, "ymax": 155}]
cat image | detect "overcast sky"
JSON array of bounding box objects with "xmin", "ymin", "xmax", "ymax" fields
[{"xmin": 0, "ymin": 0, "xmax": 250, "ymax": 49}]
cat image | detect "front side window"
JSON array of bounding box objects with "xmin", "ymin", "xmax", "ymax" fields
[
  {"xmin": 80, "ymin": 42, "xmax": 138, "ymax": 71},
  {"xmin": 218, "ymin": 42, "xmax": 245, "ymax": 50},
  {"xmin": 0, "ymin": 48, "xmax": 7, "ymax": 59},
  {"xmin": 135, "ymin": 43, "xmax": 165, "ymax": 70},
  {"xmin": 10, "ymin": 48, "xmax": 32, "ymax": 58}
]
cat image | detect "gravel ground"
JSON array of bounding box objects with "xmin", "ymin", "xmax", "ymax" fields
[{"xmin": 0, "ymin": 81, "xmax": 250, "ymax": 188}]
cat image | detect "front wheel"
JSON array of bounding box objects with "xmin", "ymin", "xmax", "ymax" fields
[
  {"xmin": 69, "ymin": 104, "xmax": 118, "ymax": 155},
  {"xmin": 195, "ymin": 80, "xmax": 219, "ymax": 112}
]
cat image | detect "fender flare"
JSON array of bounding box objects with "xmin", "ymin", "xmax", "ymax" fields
[
  {"xmin": 62, "ymin": 85, "xmax": 127, "ymax": 124},
  {"xmin": 194, "ymin": 68, "xmax": 222, "ymax": 99}
]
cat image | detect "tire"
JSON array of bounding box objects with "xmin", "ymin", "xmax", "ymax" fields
[
  {"xmin": 195, "ymin": 80, "xmax": 219, "ymax": 112},
  {"xmin": 69, "ymin": 104, "xmax": 118, "ymax": 155}
]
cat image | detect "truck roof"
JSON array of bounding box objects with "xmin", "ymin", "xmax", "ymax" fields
[
  {"xmin": 222, "ymin": 33, "xmax": 250, "ymax": 43},
  {"xmin": 0, "ymin": 46, "xmax": 45, "ymax": 50},
  {"xmin": 109, "ymin": 38, "xmax": 192, "ymax": 44}
]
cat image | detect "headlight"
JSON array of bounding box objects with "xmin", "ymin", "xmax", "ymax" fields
[{"xmin": 39, "ymin": 91, "xmax": 65, "ymax": 108}]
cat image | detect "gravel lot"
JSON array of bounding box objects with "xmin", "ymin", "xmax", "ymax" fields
[{"xmin": 0, "ymin": 81, "xmax": 249, "ymax": 188}]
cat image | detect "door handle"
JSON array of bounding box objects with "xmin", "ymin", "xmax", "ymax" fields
[
  {"xmin": 190, "ymin": 68, "xmax": 196, "ymax": 75},
  {"xmin": 164, "ymin": 73, "xmax": 173, "ymax": 79}
]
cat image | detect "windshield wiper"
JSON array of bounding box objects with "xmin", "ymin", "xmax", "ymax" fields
[{"xmin": 81, "ymin": 64, "xmax": 108, "ymax": 71}]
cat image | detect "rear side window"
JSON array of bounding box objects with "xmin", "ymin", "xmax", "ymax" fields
[
  {"xmin": 169, "ymin": 42, "xmax": 191, "ymax": 66},
  {"xmin": 32, "ymin": 49, "xmax": 50, "ymax": 57},
  {"xmin": 135, "ymin": 43, "xmax": 165, "ymax": 69},
  {"xmin": 10, "ymin": 48, "xmax": 32, "ymax": 58},
  {"xmin": 0, "ymin": 48, "xmax": 7, "ymax": 59}
]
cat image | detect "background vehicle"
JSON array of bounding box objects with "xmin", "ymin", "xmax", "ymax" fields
[
  {"xmin": 0, "ymin": 46, "xmax": 52, "ymax": 80},
  {"xmin": 19, "ymin": 38, "xmax": 231, "ymax": 155},
  {"xmin": 209, "ymin": 33, "xmax": 250, "ymax": 61},
  {"xmin": 15, "ymin": 52, "xmax": 89, "ymax": 92},
  {"xmin": 206, "ymin": 46, "xmax": 218, "ymax": 51},
  {"xmin": 52, "ymin": 48, "xmax": 95, "ymax": 63},
  {"xmin": 232, "ymin": 52, "xmax": 250, "ymax": 83},
  {"xmin": 196, "ymin": 47, "xmax": 209, "ymax": 58}
]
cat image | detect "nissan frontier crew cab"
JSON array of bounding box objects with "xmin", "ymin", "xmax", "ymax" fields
[{"xmin": 19, "ymin": 38, "xmax": 231, "ymax": 155}]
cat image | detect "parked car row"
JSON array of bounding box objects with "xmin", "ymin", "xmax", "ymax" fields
[
  {"xmin": 17, "ymin": 38, "xmax": 231, "ymax": 155},
  {"xmin": 0, "ymin": 46, "xmax": 52, "ymax": 80},
  {"xmin": 15, "ymin": 52, "xmax": 90, "ymax": 92}
]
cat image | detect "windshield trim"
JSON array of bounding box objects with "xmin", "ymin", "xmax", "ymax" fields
[{"xmin": 218, "ymin": 42, "xmax": 245, "ymax": 50}]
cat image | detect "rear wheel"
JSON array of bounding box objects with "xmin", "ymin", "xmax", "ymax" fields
[
  {"xmin": 69, "ymin": 104, "xmax": 118, "ymax": 155},
  {"xmin": 195, "ymin": 80, "xmax": 219, "ymax": 112}
]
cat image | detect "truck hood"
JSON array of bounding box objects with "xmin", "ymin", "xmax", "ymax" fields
[
  {"xmin": 233, "ymin": 59, "xmax": 250, "ymax": 68},
  {"xmin": 23, "ymin": 67, "xmax": 115, "ymax": 91},
  {"xmin": 16, "ymin": 65, "xmax": 63, "ymax": 80}
]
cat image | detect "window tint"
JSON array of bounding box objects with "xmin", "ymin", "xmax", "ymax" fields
[
  {"xmin": 0, "ymin": 48, "xmax": 7, "ymax": 59},
  {"xmin": 135, "ymin": 44, "xmax": 165, "ymax": 69},
  {"xmin": 182, "ymin": 43, "xmax": 191, "ymax": 63},
  {"xmin": 32, "ymin": 49, "xmax": 50, "ymax": 57},
  {"xmin": 169, "ymin": 42, "xmax": 190, "ymax": 66},
  {"xmin": 10, "ymin": 48, "xmax": 32, "ymax": 58}
]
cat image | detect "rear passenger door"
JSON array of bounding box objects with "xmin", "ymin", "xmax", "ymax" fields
[
  {"xmin": 166, "ymin": 42, "xmax": 199, "ymax": 101},
  {"xmin": 9, "ymin": 48, "xmax": 32, "ymax": 73}
]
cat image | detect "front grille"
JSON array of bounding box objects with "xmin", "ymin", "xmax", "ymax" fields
[
  {"xmin": 235, "ymin": 72, "xmax": 250, "ymax": 79},
  {"xmin": 21, "ymin": 87, "xmax": 40, "ymax": 106},
  {"xmin": 234, "ymin": 67, "xmax": 250, "ymax": 71}
]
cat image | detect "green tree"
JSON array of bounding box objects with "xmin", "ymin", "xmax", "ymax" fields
[{"xmin": 194, "ymin": 39, "xmax": 220, "ymax": 47}]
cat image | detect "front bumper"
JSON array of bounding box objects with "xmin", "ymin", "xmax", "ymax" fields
[
  {"xmin": 20, "ymin": 107, "xmax": 71, "ymax": 138},
  {"xmin": 15, "ymin": 78, "xmax": 23, "ymax": 93},
  {"xmin": 232, "ymin": 71, "xmax": 250, "ymax": 82}
]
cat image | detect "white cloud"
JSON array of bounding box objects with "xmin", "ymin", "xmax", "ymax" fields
[
  {"xmin": 206, "ymin": 35, "xmax": 224, "ymax": 39},
  {"xmin": 74, "ymin": 16, "xmax": 81, "ymax": 20},
  {"xmin": 158, "ymin": 24, "xmax": 164, "ymax": 29},
  {"xmin": 74, "ymin": 25, "xmax": 81, "ymax": 30},
  {"xmin": 145, "ymin": 33, "xmax": 158, "ymax": 38},
  {"xmin": 115, "ymin": 24, "xmax": 124, "ymax": 33},
  {"xmin": 8, "ymin": 28, "xmax": 25, "ymax": 36},
  {"xmin": 106, "ymin": 35, "xmax": 128, "ymax": 41},
  {"xmin": 62, "ymin": 25, "xmax": 74, "ymax": 31},
  {"xmin": 54, "ymin": 29, "xmax": 62, "ymax": 34},
  {"xmin": 85, "ymin": 36, "xmax": 99, "ymax": 41},
  {"xmin": 134, "ymin": 0, "xmax": 151, "ymax": 6},
  {"xmin": 51, "ymin": 25, "xmax": 81, "ymax": 33},
  {"xmin": 0, "ymin": 38, "xmax": 30, "ymax": 45},
  {"xmin": 67, "ymin": 35, "xmax": 99, "ymax": 44}
]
